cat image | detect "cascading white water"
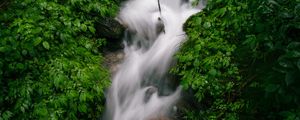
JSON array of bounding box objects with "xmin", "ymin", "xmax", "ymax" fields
[{"xmin": 104, "ymin": 0, "xmax": 202, "ymax": 120}]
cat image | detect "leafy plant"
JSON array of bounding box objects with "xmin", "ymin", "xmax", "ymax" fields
[
  {"xmin": 0, "ymin": 0, "xmax": 119, "ymax": 119},
  {"xmin": 175, "ymin": 0, "xmax": 300, "ymax": 119}
]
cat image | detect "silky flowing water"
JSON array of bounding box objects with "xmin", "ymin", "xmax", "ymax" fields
[{"xmin": 104, "ymin": 0, "xmax": 203, "ymax": 119}]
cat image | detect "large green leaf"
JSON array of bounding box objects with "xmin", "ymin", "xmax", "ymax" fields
[
  {"xmin": 33, "ymin": 37, "xmax": 42, "ymax": 46},
  {"xmin": 265, "ymin": 84, "xmax": 279, "ymax": 93},
  {"xmin": 42, "ymin": 41, "xmax": 50, "ymax": 50}
]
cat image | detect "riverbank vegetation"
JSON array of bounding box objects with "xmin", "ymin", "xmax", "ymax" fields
[
  {"xmin": 175, "ymin": 0, "xmax": 300, "ymax": 119},
  {"xmin": 0, "ymin": 0, "xmax": 299, "ymax": 119},
  {"xmin": 0, "ymin": 0, "xmax": 120, "ymax": 119}
]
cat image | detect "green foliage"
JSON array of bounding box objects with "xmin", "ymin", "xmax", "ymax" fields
[
  {"xmin": 175, "ymin": 0, "xmax": 300, "ymax": 119},
  {"xmin": 0, "ymin": 0, "xmax": 118, "ymax": 119}
]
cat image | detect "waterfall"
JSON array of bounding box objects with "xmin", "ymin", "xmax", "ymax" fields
[{"xmin": 104, "ymin": 0, "xmax": 202, "ymax": 119}]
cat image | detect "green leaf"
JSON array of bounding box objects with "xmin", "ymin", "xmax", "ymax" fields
[
  {"xmin": 265, "ymin": 84, "xmax": 279, "ymax": 93},
  {"xmin": 195, "ymin": 44, "xmax": 202, "ymax": 50},
  {"xmin": 33, "ymin": 37, "xmax": 42, "ymax": 46},
  {"xmin": 268, "ymin": 0, "xmax": 280, "ymax": 6},
  {"xmin": 78, "ymin": 104, "xmax": 87, "ymax": 113},
  {"xmin": 81, "ymin": 24, "xmax": 87, "ymax": 32},
  {"xmin": 203, "ymin": 22, "xmax": 211, "ymax": 28},
  {"xmin": 85, "ymin": 43, "xmax": 92, "ymax": 49},
  {"xmin": 16, "ymin": 63, "xmax": 24, "ymax": 69},
  {"xmin": 88, "ymin": 26, "xmax": 96, "ymax": 34},
  {"xmin": 287, "ymin": 42, "xmax": 300, "ymax": 49},
  {"xmin": 54, "ymin": 75, "xmax": 62, "ymax": 87},
  {"xmin": 279, "ymin": 111, "xmax": 297, "ymax": 119},
  {"xmin": 208, "ymin": 68, "xmax": 217, "ymax": 76},
  {"xmin": 0, "ymin": 47, "xmax": 7, "ymax": 53},
  {"xmin": 74, "ymin": 19, "xmax": 80, "ymax": 27},
  {"xmin": 278, "ymin": 59, "xmax": 293, "ymax": 68},
  {"xmin": 42, "ymin": 41, "xmax": 50, "ymax": 50},
  {"xmin": 285, "ymin": 72, "xmax": 295, "ymax": 86},
  {"xmin": 286, "ymin": 51, "xmax": 300, "ymax": 58},
  {"xmin": 80, "ymin": 92, "xmax": 87, "ymax": 102},
  {"xmin": 21, "ymin": 106, "xmax": 25, "ymax": 113},
  {"xmin": 2, "ymin": 111, "xmax": 13, "ymax": 120},
  {"xmin": 22, "ymin": 50, "xmax": 28, "ymax": 55}
]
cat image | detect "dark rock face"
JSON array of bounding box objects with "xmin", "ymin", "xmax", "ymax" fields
[{"xmin": 96, "ymin": 18, "xmax": 125, "ymax": 41}]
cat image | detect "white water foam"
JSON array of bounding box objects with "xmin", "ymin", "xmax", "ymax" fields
[{"xmin": 104, "ymin": 0, "xmax": 202, "ymax": 120}]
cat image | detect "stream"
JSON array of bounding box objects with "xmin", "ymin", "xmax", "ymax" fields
[{"xmin": 104, "ymin": 0, "xmax": 202, "ymax": 119}]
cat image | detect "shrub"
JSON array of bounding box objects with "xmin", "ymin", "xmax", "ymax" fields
[
  {"xmin": 0, "ymin": 0, "xmax": 118, "ymax": 119},
  {"xmin": 174, "ymin": 0, "xmax": 300, "ymax": 119}
]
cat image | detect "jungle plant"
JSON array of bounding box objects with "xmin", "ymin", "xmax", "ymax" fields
[
  {"xmin": 0, "ymin": 0, "xmax": 119, "ymax": 119},
  {"xmin": 175, "ymin": 0, "xmax": 300, "ymax": 119}
]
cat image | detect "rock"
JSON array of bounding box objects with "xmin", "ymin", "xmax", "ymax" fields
[
  {"xmin": 96, "ymin": 18, "xmax": 125, "ymax": 41},
  {"xmin": 103, "ymin": 50, "xmax": 125, "ymax": 74},
  {"xmin": 116, "ymin": 52, "xmax": 124, "ymax": 59}
]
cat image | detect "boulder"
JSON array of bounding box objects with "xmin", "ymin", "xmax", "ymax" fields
[{"xmin": 96, "ymin": 17, "xmax": 125, "ymax": 41}]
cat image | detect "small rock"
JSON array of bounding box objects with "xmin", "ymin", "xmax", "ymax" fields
[
  {"xmin": 116, "ymin": 53, "xmax": 124, "ymax": 59},
  {"xmin": 103, "ymin": 50, "xmax": 124, "ymax": 74}
]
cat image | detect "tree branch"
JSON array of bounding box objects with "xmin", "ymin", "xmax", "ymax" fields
[{"xmin": 157, "ymin": 0, "xmax": 162, "ymax": 15}]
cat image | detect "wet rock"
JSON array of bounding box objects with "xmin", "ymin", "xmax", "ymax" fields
[
  {"xmin": 103, "ymin": 50, "xmax": 125, "ymax": 74},
  {"xmin": 96, "ymin": 18, "xmax": 125, "ymax": 41},
  {"xmin": 116, "ymin": 52, "xmax": 124, "ymax": 59}
]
